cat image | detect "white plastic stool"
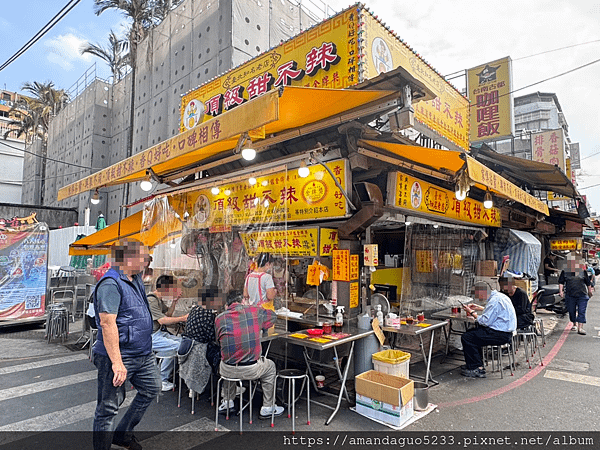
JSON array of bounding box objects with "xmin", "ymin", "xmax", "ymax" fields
[{"xmin": 271, "ymin": 369, "xmax": 310, "ymax": 434}]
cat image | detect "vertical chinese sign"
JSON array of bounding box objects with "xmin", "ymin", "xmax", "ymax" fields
[
  {"xmin": 467, "ymin": 57, "xmax": 514, "ymax": 144},
  {"xmin": 332, "ymin": 249, "xmax": 350, "ymax": 281},
  {"xmin": 0, "ymin": 222, "xmax": 49, "ymax": 321},
  {"xmin": 531, "ymin": 128, "xmax": 566, "ymax": 170}
]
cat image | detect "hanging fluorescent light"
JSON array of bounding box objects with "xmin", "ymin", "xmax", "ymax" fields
[
  {"xmin": 405, "ymin": 221, "xmax": 411, "ymax": 226},
  {"xmin": 211, "ymin": 186, "xmax": 220, "ymax": 195},
  {"xmin": 298, "ymin": 160, "xmax": 310, "ymax": 178},
  {"xmin": 483, "ymin": 190, "xmax": 493, "ymax": 209},
  {"xmin": 248, "ymin": 177, "xmax": 257, "ymax": 185},
  {"xmin": 169, "ymin": 239, "xmax": 177, "ymax": 249},
  {"xmin": 90, "ymin": 189, "xmax": 100, "ymax": 205}
]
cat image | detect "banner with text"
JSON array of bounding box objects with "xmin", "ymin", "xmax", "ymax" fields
[
  {"xmin": 0, "ymin": 222, "xmax": 48, "ymax": 321},
  {"xmin": 387, "ymin": 171, "xmax": 501, "ymax": 227},
  {"xmin": 467, "ymin": 57, "xmax": 514, "ymax": 144},
  {"xmin": 181, "ymin": 159, "xmax": 350, "ymax": 229}
]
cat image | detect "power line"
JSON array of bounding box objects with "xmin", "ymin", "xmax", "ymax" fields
[
  {"xmin": 579, "ymin": 183, "xmax": 600, "ymax": 190},
  {"xmin": 0, "ymin": 138, "xmax": 99, "ymax": 170},
  {"xmin": 513, "ymin": 39, "xmax": 600, "ymax": 61},
  {"xmin": 0, "ymin": 0, "xmax": 83, "ymax": 72}
]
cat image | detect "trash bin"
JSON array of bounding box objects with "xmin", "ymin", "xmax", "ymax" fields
[
  {"xmin": 413, "ymin": 381, "xmax": 429, "ymax": 411},
  {"xmin": 372, "ymin": 349, "xmax": 411, "ymax": 378}
]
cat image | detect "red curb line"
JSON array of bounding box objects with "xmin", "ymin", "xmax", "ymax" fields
[{"xmin": 437, "ymin": 321, "xmax": 572, "ymax": 409}]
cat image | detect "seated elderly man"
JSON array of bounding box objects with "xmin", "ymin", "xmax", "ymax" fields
[
  {"xmin": 461, "ymin": 283, "xmax": 517, "ymax": 378},
  {"xmin": 499, "ymin": 276, "xmax": 534, "ymax": 330},
  {"xmin": 215, "ymin": 291, "xmax": 284, "ymax": 418}
]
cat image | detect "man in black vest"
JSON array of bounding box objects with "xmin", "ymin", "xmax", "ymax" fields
[{"xmin": 92, "ymin": 239, "xmax": 159, "ymax": 450}]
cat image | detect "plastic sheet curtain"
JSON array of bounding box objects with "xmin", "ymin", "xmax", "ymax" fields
[
  {"xmin": 145, "ymin": 168, "xmax": 291, "ymax": 311},
  {"xmin": 492, "ymin": 229, "xmax": 541, "ymax": 292},
  {"xmin": 401, "ymin": 224, "xmax": 480, "ymax": 315}
]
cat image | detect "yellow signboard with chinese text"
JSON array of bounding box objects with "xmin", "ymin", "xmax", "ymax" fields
[
  {"xmin": 387, "ymin": 171, "xmax": 502, "ymax": 227},
  {"xmin": 332, "ymin": 249, "xmax": 350, "ymax": 281},
  {"xmin": 181, "ymin": 6, "xmax": 468, "ymax": 152},
  {"xmin": 416, "ymin": 250, "xmax": 434, "ymax": 273},
  {"xmin": 550, "ymin": 238, "xmax": 582, "ymax": 251},
  {"xmin": 467, "ymin": 57, "xmax": 513, "ymax": 144},
  {"xmin": 180, "ymin": 8, "xmax": 359, "ymax": 131},
  {"xmin": 240, "ymin": 228, "xmax": 318, "ymax": 257},
  {"xmin": 363, "ymin": 244, "xmax": 378, "ymax": 267},
  {"xmin": 58, "ymin": 91, "xmax": 279, "ymax": 201},
  {"xmin": 466, "ymin": 157, "xmax": 549, "ymax": 215},
  {"xmin": 350, "ymin": 254, "xmax": 359, "ymax": 280},
  {"xmin": 361, "ymin": 13, "xmax": 469, "ymax": 151},
  {"xmin": 319, "ymin": 228, "xmax": 339, "ymax": 256},
  {"xmin": 350, "ymin": 282, "xmax": 359, "ymax": 308},
  {"xmin": 181, "ymin": 159, "xmax": 350, "ymax": 228}
]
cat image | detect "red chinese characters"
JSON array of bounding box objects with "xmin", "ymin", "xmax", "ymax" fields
[
  {"xmin": 247, "ymin": 73, "xmax": 274, "ymax": 99},
  {"xmin": 475, "ymin": 90, "xmax": 500, "ymax": 138},
  {"xmin": 305, "ymin": 42, "xmax": 341, "ymax": 76},
  {"xmin": 274, "ymin": 61, "xmax": 305, "ymax": 87}
]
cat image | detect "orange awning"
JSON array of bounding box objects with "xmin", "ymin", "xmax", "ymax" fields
[
  {"xmin": 58, "ymin": 86, "xmax": 399, "ymax": 201},
  {"xmin": 68, "ymin": 207, "xmax": 182, "ymax": 256},
  {"xmin": 359, "ymin": 139, "xmax": 549, "ymax": 215}
]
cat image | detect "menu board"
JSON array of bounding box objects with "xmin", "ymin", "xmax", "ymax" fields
[
  {"xmin": 332, "ymin": 249, "xmax": 350, "ymax": 281},
  {"xmin": 350, "ymin": 282, "xmax": 359, "ymax": 308},
  {"xmin": 350, "ymin": 254, "xmax": 359, "ymax": 280}
]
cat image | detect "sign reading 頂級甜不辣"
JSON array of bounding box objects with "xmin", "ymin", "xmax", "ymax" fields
[
  {"xmin": 180, "ymin": 8, "xmax": 359, "ymax": 132},
  {"xmin": 467, "ymin": 57, "xmax": 514, "ymax": 144},
  {"xmin": 180, "ymin": 6, "xmax": 469, "ymax": 151},
  {"xmin": 181, "ymin": 159, "xmax": 350, "ymax": 229},
  {"xmin": 387, "ymin": 171, "xmax": 502, "ymax": 227}
]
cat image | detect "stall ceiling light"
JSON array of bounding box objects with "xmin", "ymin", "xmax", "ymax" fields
[
  {"xmin": 211, "ymin": 186, "xmax": 220, "ymax": 195},
  {"xmin": 298, "ymin": 160, "xmax": 310, "ymax": 178},
  {"xmin": 241, "ymin": 147, "xmax": 256, "ymax": 161},
  {"xmin": 90, "ymin": 190, "xmax": 100, "ymax": 205},
  {"xmin": 483, "ymin": 191, "xmax": 493, "ymax": 209},
  {"xmin": 140, "ymin": 180, "xmax": 153, "ymax": 192},
  {"xmin": 248, "ymin": 177, "xmax": 257, "ymax": 185}
]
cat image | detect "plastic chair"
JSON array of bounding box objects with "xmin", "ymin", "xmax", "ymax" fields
[
  {"xmin": 271, "ymin": 369, "xmax": 310, "ymax": 433},
  {"xmin": 214, "ymin": 376, "xmax": 257, "ymax": 434}
]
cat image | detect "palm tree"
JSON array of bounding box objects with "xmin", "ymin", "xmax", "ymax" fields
[
  {"xmin": 4, "ymin": 81, "xmax": 69, "ymax": 204},
  {"xmin": 81, "ymin": 30, "xmax": 130, "ymax": 82}
]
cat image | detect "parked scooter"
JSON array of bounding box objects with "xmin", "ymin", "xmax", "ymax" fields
[{"xmin": 532, "ymin": 284, "xmax": 567, "ymax": 314}]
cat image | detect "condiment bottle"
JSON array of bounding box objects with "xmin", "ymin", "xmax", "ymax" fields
[{"xmin": 376, "ymin": 304, "xmax": 384, "ymax": 324}]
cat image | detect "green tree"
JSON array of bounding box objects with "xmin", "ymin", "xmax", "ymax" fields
[{"xmin": 81, "ymin": 30, "xmax": 130, "ymax": 82}]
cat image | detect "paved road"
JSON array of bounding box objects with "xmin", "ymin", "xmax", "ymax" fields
[{"xmin": 1, "ymin": 303, "xmax": 599, "ymax": 449}]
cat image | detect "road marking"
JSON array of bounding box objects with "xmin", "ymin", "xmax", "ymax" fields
[
  {"xmin": 0, "ymin": 391, "xmax": 135, "ymax": 432},
  {"xmin": 141, "ymin": 418, "xmax": 229, "ymax": 450},
  {"xmin": 0, "ymin": 371, "xmax": 97, "ymax": 402},
  {"xmin": 544, "ymin": 369, "xmax": 600, "ymax": 387},
  {"xmin": 0, "ymin": 353, "xmax": 89, "ymax": 375}
]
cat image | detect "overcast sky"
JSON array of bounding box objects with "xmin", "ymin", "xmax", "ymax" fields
[{"xmin": 1, "ymin": 0, "xmax": 599, "ymax": 212}]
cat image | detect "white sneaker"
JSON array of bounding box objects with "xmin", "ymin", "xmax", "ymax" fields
[
  {"xmin": 259, "ymin": 405, "xmax": 284, "ymax": 419},
  {"xmin": 218, "ymin": 399, "xmax": 235, "ymax": 411},
  {"xmin": 161, "ymin": 381, "xmax": 174, "ymax": 391}
]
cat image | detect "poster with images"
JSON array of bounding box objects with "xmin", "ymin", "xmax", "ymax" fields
[{"xmin": 0, "ymin": 221, "xmax": 49, "ymax": 320}]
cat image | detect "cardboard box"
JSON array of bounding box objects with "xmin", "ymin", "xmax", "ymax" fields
[
  {"xmin": 474, "ymin": 276, "xmax": 500, "ymax": 291},
  {"xmin": 513, "ymin": 278, "xmax": 532, "ymax": 299},
  {"xmin": 355, "ymin": 370, "xmax": 414, "ymax": 427},
  {"xmin": 476, "ymin": 260, "xmax": 498, "ymax": 277}
]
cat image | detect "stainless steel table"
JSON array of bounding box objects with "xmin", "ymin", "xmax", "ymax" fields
[
  {"xmin": 285, "ymin": 326, "xmax": 374, "ymax": 425},
  {"xmin": 431, "ymin": 308, "xmax": 478, "ymax": 362},
  {"xmin": 382, "ymin": 318, "xmax": 448, "ymax": 386}
]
